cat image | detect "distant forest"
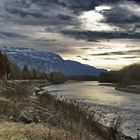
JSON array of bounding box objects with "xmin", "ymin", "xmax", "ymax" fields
[
  {"xmin": 98, "ymin": 64, "xmax": 140, "ymax": 85},
  {"xmin": 1, "ymin": 51, "xmax": 140, "ymax": 85},
  {"xmin": 68, "ymin": 63, "xmax": 140, "ymax": 85},
  {"xmin": 0, "ymin": 51, "xmax": 47, "ymax": 80},
  {"xmin": 0, "ymin": 51, "xmax": 66, "ymax": 84}
]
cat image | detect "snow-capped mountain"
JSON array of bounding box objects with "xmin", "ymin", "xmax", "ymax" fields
[{"xmin": 0, "ymin": 46, "xmax": 106, "ymax": 76}]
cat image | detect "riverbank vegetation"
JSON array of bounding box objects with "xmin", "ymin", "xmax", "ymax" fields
[
  {"xmin": 0, "ymin": 81, "xmax": 107, "ymax": 140},
  {"xmin": 98, "ymin": 63, "xmax": 140, "ymax": 86},
  {"xmin": 0, "ymin": 51, "xmax": 66, "ymax": 83},
  {"xmin": 0, "ymin": 51, "xmax": 48, "ymax": 80},
  {"xmin": 0, "ymin": 80, "xmax": 130, "ymax": 140},
  {"xmin": 67, "ymin": 63, "xmax": 140, "ymax": 87},
  {"xmin": 38, "ymin": 91, "xmax": 127, "ymax": 140}
]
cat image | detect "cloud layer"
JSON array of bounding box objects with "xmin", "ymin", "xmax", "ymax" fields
[{"xmin": 0, "ymin": 0, "xmax": 139, "ymax": 69}]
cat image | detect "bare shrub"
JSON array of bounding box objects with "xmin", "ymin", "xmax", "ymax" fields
[
  {"xmin": 2, "ymin": 83, "xmax": 29, "ymax": 101},
  {"xmin": 22, "ymin": 123, "xmax": 67, "ymax": 140},
  {"xmin": 38, "ymin": 93, "xmax": 121, "ymax": 140},
  {"xmin": 0, "ymin": 98, "xmax": 14, "ymax": 116}
]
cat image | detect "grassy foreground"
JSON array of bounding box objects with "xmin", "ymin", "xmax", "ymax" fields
[
  {"xmin": 0, "ymin": 80, "xmax": 97, "ymax": 140},
  {"xmin": 0, "ymin": 122, "xmax": 67, "ymax": 140}
]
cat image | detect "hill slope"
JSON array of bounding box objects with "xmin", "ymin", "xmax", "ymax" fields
[{"xmin": 0, "ymin": 46, "xmax": 106, "ymax": 76}]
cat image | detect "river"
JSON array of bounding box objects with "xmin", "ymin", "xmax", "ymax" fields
[{"xmin": 44, "ymin": 81, "xmax": 140, "ymax": 138}]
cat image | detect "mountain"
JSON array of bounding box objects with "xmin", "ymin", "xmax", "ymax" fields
[{"xmin": 0, "ymin": 46, "xmax": 106, "ymax": 76}]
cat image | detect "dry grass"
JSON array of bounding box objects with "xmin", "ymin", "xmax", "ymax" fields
[
  {"xmin": 0, "ymin": 122, "xmax": 68, "ymax": 140},
  {"xmin": 38, "ymin": 93, "xmax": 121, "ymax": 140},
  {"xmin": 0, "ymin": 122, "xmax": 27, "ymax": 140},
  {"xmin": 22, "ymin": 124, "xmax": 67, "ymax": 140},
  {"xmin": 0, "ymin": 83, "xmax": 29, "ymax": 117},
  {"xmin": 0, "ymin": 98, "xmax": 14, "ymax": 116},
  {"xmin": 2, "ymin": 83, "xmax": 30, "ymax": 102}
]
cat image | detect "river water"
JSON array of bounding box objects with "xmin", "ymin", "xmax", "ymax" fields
[{"xmin": 44, "ymin": 81, "xmax": 140, "ymax": 138}]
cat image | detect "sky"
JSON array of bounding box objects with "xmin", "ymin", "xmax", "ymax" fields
[{"xmin": 0, "ymin": 0, "xmax": 140, "ymax": 70}]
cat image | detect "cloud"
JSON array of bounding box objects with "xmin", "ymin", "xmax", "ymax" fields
[
  {"xmin": 3, "ymin": 0, "xmax": 80, "ymax": 28},
  {"xmin": 102, "ymin": 7, "xmax": 139, "ymax": 24},
  {"xmin": 61, "ymin": 30, "xmax": 140, "ymax": 40},
  {"xmin": 1, "ymin": 0, "xmax": 140, "ymax": 41},
  {"xmin": 4, "ymin": 0, "xmax": 139, "ymax": 27},
  {"xmin": 0, "ymin": 31, "xmax": 27, "ymax": 39},
  {"xmin": 2, "ymin": 0, "xmax": 140, "ymax": 35},
  {"xmin": 91, "ymin": 49, "xmax": 140, "ymax": 56},
  {"xmin": 122, "ymin": 56, "xmax": 140, "ymax": 59},
  {"xmin": 101, "ymin": 2, "xmax": 140, "ymax": 31}
]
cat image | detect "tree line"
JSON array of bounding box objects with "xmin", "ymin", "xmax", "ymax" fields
[
  {"xmin": 1, "ymin": 50, "xmax": 140, "ymax": 84},
  {"xmin": 0, "ymin": 51, "xmax": 47, "ymax": 80},
  {"xmin": 0, "ymin": 52, "xmax": 10, "ymax": 79},
  {"xmin": 10, "ymin": 64, "xmax": 48, "ymax": 80},
  {"xmin": 98, "ymin": 63, "xmax": 140, "ymax": 85}
]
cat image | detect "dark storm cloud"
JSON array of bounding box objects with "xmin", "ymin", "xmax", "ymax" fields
[
  {"xmin": 100, "ymin": 55, "xmax": 140, "ymax": 60},
  {"xmin": 3, "ymin": 0, "xmax": 140, "ymax": 35},
  {"xmin": 92, "ymin": 51, "xmax": 125, "ymax": 56},
  {"xmin": 91, "ymin": 49, "xmax": 140, "ymax": 56},
  {"xmin": 61, "ymin": 30, "xmax": 140, "ymax": 40},
  {"xmin": 34, "ymin": 38, "xmax": 57, "ymax": 42},
  {"xmin": 1, "ymin": 0, "xmax": 140, "ymax": 52},
  {"xmin": 82, "ymin": 58, "xmax": 89, "ymax": 61},
  {"xmin": 5, "ymin": 0, "xmax": 139, "ymax": 26},
  {"xmin": 122, "ymin": 56, "xmax": 140, "ymax": 59},
  {"xmin": 102, "ymin": 8, "xmax": 139, "ymax": 23},
  {"xmin": 4, "ymin": 0, "xmax": 79, "ymax": 27},
  {"xmin": 5, "ymin": 3, "xmax": 73, "ymax": 21},
  {"xmin": 0, "ymin": 31, "xmax": 27, "ymax": 39},
  {"xmin": 76, "ymin": 56, "xmax": 89, "ymax": 60},
  {"xmin": 101, "ymin": 3, "xmax": 140, "ymax": 31}
]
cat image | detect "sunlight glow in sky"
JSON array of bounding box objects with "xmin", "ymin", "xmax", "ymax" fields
[
  {"xmin": 0, "ymin": 0, "xmax": 139, "ymax": 70},
  {"xmin": 79, "ymin": 10, "xmax": 114, "ymax": 31}
]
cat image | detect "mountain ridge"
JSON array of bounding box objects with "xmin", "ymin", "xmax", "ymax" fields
[{"xmin": 0, "ymin": 46, "xmax": 107, "ymax": 76}]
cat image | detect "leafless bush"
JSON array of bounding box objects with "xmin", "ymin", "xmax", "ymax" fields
[
  {"xmin": 0, "ymin": 98, "xmax": 14, "ymax": 116},
  {"xmin": 38, "ymin": 92, "xmax": 122, "ymax": 140},
  {"xmin": 2, "ymin": 83, "xmax": 29, "ymax": 101}
]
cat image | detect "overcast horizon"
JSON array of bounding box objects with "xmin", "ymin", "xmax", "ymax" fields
[{"xmin": 0, "ymin": 0, "xmax": 140, "ymax": 70}]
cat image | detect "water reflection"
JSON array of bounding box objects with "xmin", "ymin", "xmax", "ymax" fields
[
  {"xmin": 46, "ymin": 81, "xmax": 140, "ymax": 137},
  {"xmin": 47, "ymin": 81, "xmax": 140, "ymax": 109}
]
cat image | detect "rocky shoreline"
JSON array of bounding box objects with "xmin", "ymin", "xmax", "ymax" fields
[
  {"xmin": 115, "ymin": 85, "xmax": 140, "ymax": 94},
  {"xmin": 38, "ymin": 83, "xmax": 135, "ymax": 140},
  {"xmin": 0, "ymin": 80, "xmax": 104, "ymax": 140},
  {"xmin": 99, "ymin": 82, "xmax": 140, "ymax": 95}
]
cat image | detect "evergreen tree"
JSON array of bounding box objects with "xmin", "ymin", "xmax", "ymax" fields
[
  {"xmin": 22, "ymin": 65, "xmax": 31, "ymax": 79},
  {"xmin": 10, "ymin": 61, "xmax": 21, "ymax": 80},
  {"xmin": 31, "ymin": 69, "xmax": 37, "ymax": 79},
  {"xmin": 0, "ymin": 51, "xmax": 10, "ymax": 79}
]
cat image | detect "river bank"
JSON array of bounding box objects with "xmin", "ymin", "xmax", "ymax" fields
[
  {"xmin": 0, "ymin": 80, "xmax": 106, "ymax": 140},
  {"xmin": 99, "ymin": 82, "xmax": 140, "ymax": 94},
  {"xmin": 39, "ymin": 87, "xmax": 135, "ymax": 140},
  {"xmin": 0, "ymin": 80, "xmax": 139, "ymax": 140},
  {"xmin": 115, "ymin": 85, "xmax": 140, "ymax": 94},
  {"xmin": 45, "ymin": 81, "xmax": 140, "ymax": 139}
]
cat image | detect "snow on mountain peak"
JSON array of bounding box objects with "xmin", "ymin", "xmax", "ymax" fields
[{"xmin": 0, "ymin": 46, "xmax": 106, "ymax": 76}]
